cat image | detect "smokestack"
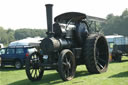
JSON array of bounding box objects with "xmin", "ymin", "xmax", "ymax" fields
[{"xmin": 45, "ymin": 4, "xmax": 54, "ymax": 36}]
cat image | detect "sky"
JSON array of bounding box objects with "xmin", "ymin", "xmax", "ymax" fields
[{"xmin": 0, "ymin": 0, "xmax": 128, "ymax": 29}]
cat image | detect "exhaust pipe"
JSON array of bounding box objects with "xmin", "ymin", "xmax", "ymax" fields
[{"xmin": 45, "ymin": 4, "xmax": 54, "ymax": 36}]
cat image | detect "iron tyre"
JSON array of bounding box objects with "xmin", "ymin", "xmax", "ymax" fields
[
  {"xmin": 58, "ymin": 49, "xmax": 76, "ymax": 81},
  {"xmin": 84, "ymin": 34, "xmax": 109, "ymax": 73},
  {"xmin": 25, "ymin": 52, "xmax": 44, "ymax": 81}
]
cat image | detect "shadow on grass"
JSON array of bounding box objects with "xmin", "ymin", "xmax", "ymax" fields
[
  {"xmin": 8, "ymin": 72, "xmax": 63, "ymax": 85},
  {"xmin": 8, "ymin": 70, "xmax": 90, "ymax": 85},
  {"xmin": 109, "ymin": 59, "xmax": 128, "ymax": 64},
  {"xmin": 0, "ymin": 67, "xmax": 25, "ymax": 71},
  {"xmin": 75, "ymin": 71, "xmax": 90, "ymax": 77},
  {"xmin": 121, "ymin": 59, "xmax": 128, "ymax": 62},
  {"xmin": 109, "ymin": 71, "xmax": 128, "ymax": 78}
]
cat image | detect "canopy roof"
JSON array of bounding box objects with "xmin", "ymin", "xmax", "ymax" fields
[
  {"xmin": 54, "ymin": 12, "xmax": 106, "ymax": 23},
  {"xmin": 54, "ymin": 12, "xmax": 86, "ymax": 23}
]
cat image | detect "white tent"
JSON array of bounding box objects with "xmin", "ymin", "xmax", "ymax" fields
[{"xmin": 9, "ymin": 37, "xmax": 43, "ymax": 47}]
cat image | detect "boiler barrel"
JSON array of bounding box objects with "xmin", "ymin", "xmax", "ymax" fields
[{"xmin": 40, "ymin": 37, "xmax": 72, "ymax": 53}]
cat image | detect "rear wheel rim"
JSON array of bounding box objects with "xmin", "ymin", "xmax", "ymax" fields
[
  {"xmin": 95, "ymin": 37, "xmax": 109, "ymax": 71},
  {"xmin": 84, "ymin": 34, "xmax": 109, "ymax": 73}
]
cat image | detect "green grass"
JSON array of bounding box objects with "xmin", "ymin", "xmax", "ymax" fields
[{"xmin": 0, "ymin": 56, "xmax": 128, "ymax": 85}]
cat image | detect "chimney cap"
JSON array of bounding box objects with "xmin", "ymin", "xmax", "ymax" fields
[{"xmin": 45, "ymin": 4, "xmax": 53, "ymax": 6}]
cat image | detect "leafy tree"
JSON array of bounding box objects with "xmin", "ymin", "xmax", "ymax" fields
[
  {"xmin": 102, "ymin": 9, "xmax": 128, "ymax": 36},
  {"xmin": 0, "ymin": 27, "xmax": 9, "ymax": 44},
  {"xmin": 14, "ymin": 28, "xmax": 46, "ymax": 40},
  {"xmin": 7, "ymin": 29, "xmax": 15, "ymax": 43},
  {"xmin": 0, "ymin": 27, "xmax": 46, "ymax": 45}
]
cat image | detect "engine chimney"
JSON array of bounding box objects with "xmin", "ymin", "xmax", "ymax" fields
[{"xmin": 45, "ymin": 4, "xmax": 54, "ymax": 36}]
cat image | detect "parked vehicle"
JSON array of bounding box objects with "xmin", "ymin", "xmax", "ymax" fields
[
  {"xmin": 0, "ymin": 46, "xmax": 37, "ymax": 69},
  {"xmin": 106, "ymin": 35, "xmax": 128, "ymax": 62},
  {"xmin": 112, "ymin": 45, "xmax": 128, "ymax": 62}
]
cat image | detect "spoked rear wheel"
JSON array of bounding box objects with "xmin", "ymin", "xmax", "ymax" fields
[
  {"xmin": 25, "ymin": 52, "xmax": 44, "ymax": 81},
  {"xmin": 84, "ymin": 34, "xmax": 109, "ymax": 73},
  {"xmin": 58, "ymin": 49, "xmax": 76, "ymax": 81}
]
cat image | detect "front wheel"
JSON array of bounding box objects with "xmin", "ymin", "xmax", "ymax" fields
[
  {"xmin": 58, "ymin": 49, "xmax": 76, "ymax": 81},
  {"xmin": 25, "ymin": 52, "xmax": 44, "ymax": 81}
]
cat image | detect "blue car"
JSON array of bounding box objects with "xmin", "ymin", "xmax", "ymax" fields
[{"xmin": 0, "ymin": 46, "xmax": 37, "ymax": 69}]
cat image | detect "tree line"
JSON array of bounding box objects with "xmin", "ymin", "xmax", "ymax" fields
[
  {"xmin": 101, "ymin": 9, "xmax": 128, "ymax": 36},
  {"xmin": 0, "ymin": 27, "xmax": 46, "ymax": 45}
]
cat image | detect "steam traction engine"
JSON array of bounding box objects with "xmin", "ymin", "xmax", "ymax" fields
[{"xmin": 25, "ymin": 4, "xmax": 109, "ymax": 81}]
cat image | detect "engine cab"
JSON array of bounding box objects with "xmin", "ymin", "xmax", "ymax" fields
[{"xmin": 53, "ymin": 12, "xmax": 89, "ymax": 46}]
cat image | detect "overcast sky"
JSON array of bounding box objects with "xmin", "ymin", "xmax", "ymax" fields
[{"xmin": 0, "ymin": 0, "xmax": 128, "ymax": 29}]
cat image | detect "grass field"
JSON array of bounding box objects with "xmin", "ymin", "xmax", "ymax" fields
[{"xmin": 0, "ymin": 56, "xmax": 128, "ymax": 85}]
